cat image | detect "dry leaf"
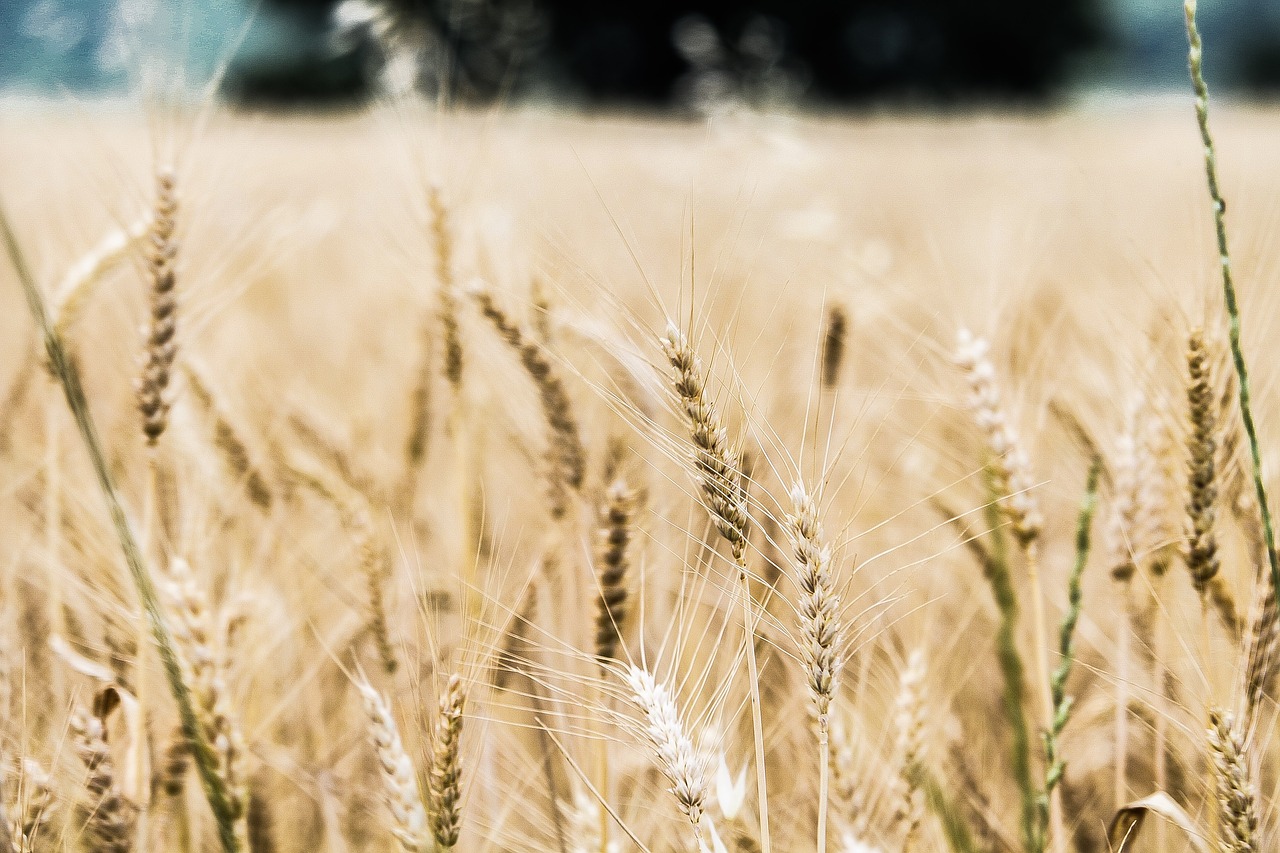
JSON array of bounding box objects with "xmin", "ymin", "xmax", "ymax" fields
[{"xmin": 1109, "ymin": 792, "xmax": 1210, "ymax": 853}]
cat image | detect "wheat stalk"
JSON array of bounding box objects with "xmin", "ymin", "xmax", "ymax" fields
[{"xmin": 1037, "ymin": 457, "xmax": 1101, "ymax": 853}]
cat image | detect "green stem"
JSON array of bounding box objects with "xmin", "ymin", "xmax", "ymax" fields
[
  {"xmin": 0, "ymin": 202, "xmax": 242, "ymax": 853},
  {"xmin": 1036, "ymin": 457, "xmax": 1102, "ymax": 853},
  {"xmin": 918, "ymin": 767, "xmax": 978, "ymax": 853},
  {"xmin": 981, "ymin": 493, "xmax": 1037, "ymax": 853},
  {"xmin": 1184, "ymin": 0, "xmax": 1280, "ymax": 603}
]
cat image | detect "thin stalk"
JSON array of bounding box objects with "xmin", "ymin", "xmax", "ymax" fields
[
  {"xmin": 1037, "ymin": 457, "xmax": 1101, "ymax": 853},
  {"xmin": 1152, "ymin": 605, "xmax": 1169, "ymax": 853},
  {"xmin": 0, "ymin": 202, "xmax": 242, "ymax": 853},
  {"xmin": 1023, "ymin": 542, "xmax": 1054, "ymax": 737},
  {"xmin": 818, "ymin": 724, "xmax": 829, "ymax": 853},
  {"xmin": 981, "ymin": 496, "xmax": 1037, "ymax": 853},
  {"xmin": 1114, "ymin": 585, "xmax": 1131, "ymax": 811},
  {"xmin": 44, "ymin": 393, "xmax": 65, "ymax": 637},
  {"xmin": 737, "ymin": 559, "xmax": 771, "ymax": 853},
  {"xmin": 918, "ymin": 767, "xmax": 979, "ymax": 853},
  {"xmin": 1184, "ymin": 0, "xmax": 1280, "ymax": 602}
]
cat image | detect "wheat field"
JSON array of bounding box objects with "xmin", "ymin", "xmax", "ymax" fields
[{"xmin": 5, "ymin": 29, "xmax": 1280, "ymax": 853}]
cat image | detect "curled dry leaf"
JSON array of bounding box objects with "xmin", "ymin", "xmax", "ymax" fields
[{"xmin": 1108, "ymin": 792, "xmax": 1209, "ymax": 853}]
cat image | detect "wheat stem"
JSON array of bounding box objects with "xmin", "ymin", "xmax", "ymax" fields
[
  {"xmin": 1036, "ymin": 457, "xmax": 1100, "ymax": 853},
  {"xmin": 1184, "ymin": 0, "xmax": 1280, "ymax": 611}
]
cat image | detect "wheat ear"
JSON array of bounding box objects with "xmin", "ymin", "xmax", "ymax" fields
[
  {"xmin": 1208, "ymin": 708, "xmax": 1258, "ymax": 853},
  {"xmin": 471, "ymin": 284, "xmax": 585, "ymax": 519},
  {"xmin": 71, "ymin": 702, "xmax": 135, "ymax": 853},
  {"xmin": 289, "ymin": 461, "xmax": 398, "ymax": 674},
  {"xmin": 9, "ymin": 759, "xmax": 52, "ymax": 853},
  {"xmin": 355, "ymin": 680, "xmax": 429, "ymax": 852},
  {"xmin": 428, "ymin": 184, "xmax": 463, "ymax": 390},
  {"xmin": 156, "ymin": 723, "xmax": 190, "ymax": 799},
  {"xmin": 783, "ymin": 481, "xmax": 845, "ymax": 853},
  {"xmin": 1244, "ymin": 580, "xmax": 1279, "ymax": 720},
  {"xmin": 164, "ymin": 557, "xmax": 249, "ymax": 843},
  {"xmin": 136, "ymin": 170, "xmax": 179, "ymax": 446},
  {"xmin": 181, "ymin": 363, "xmax": 273, "ymax": 510},
  {"xmin": 623, "ymin": 665, "xmax": 709, "ymax": 843},
  {"xmin": 1185, "ymin": 331, "xmax": 1221, "ymax": 599},
  {"xmin": 404, "ymin": 183, "xmax": 458, "ymax": 473},
  {"xmin": 660, "ymin": 323, "xmax": 769, "ymax": 852},
  {"xmin": 954, "ymin": 330, "xmax": 1042, "ymax": 544},
  {"xmin": 821, "ymin": 305, "xmax": 847, "ymax": 389},
  {"xmin": 1, "ymin": 194, "xmax": 242, "ymax": 853},
  {"xmin": 52, "ymin": 213, "xmax": 151, "ymax": 340},
  {"xmin": 246, "ymin": 779, "xmax": 276, "ymax": 853},
  {"xmin": 595, "ymin": 477, "xmax": 636, "ymax": 664},
  {"xmin": 892, "ymin": 650, "xmax": 927, "ymax": 853},
  {"xmin": 428, "ymin": 674, "xmax": 466, "ymax": 849}
]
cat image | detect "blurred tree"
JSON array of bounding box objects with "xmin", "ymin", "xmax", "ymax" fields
[{"xmin": 222, "ymin": 0, "xmax": 1102, "ymax": 106}]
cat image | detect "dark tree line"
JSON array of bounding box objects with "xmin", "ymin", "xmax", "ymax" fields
[{"xmin": 225, "ymin": 0, "xmax": 1104, "ymax": 107}]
